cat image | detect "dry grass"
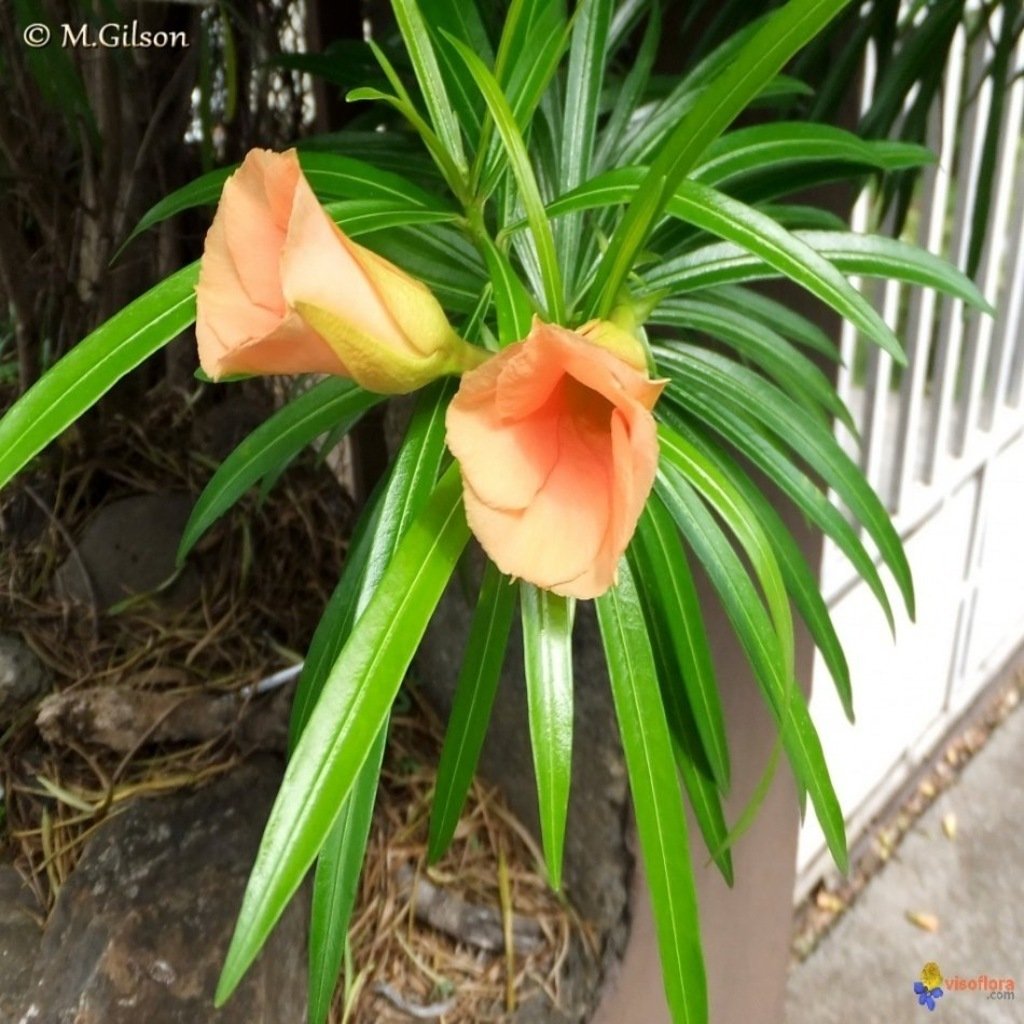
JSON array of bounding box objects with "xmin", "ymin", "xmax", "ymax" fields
[{"xmin": 0, "ymin": 388, "xmax": 587, "ymax": 1020}]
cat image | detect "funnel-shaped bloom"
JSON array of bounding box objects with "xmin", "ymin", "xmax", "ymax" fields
[
  {"xmin": 446, "ymin": 319, "xmax": 664, "ymax": 599},
  {"xmin": 196, "ymin": 148, "xmax": 481, "ymax": 392}
]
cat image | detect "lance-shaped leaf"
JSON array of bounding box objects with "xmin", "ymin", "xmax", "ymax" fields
[
  {"xmin": 215, "ymin": 465, "xmax": 470, "ymax": 1006},
  {"xmin": 178, "ymin": 380, "xmax": 380, "ymax": 564},
  {"xmin": 596, "ymin": 558, "xmax": 708, "ymax": 1024},
  {"xmin": 521, "ymin": 585, "xmax": 574, "ymax": 891},
  {"xmin": 0, "ymin": 263, "xmax": 197, "ymax": 491},
  {"xmin": 589, "ymin": 0, "xmax": 856, "ymax": 314},
  {"xmin": 428, "ymin": 564, "xmax": 519, "ymax": 862},
  {"xmin": 664, "ymin": 181, "xmax": 905, "ymax": 362},
  {"xmin": 655, "ymin": 467, "xmax": 848, "ymax": 873},
  {"xmin": 655, "ymin": 344, "xmax": 914, "ymax": 620}
]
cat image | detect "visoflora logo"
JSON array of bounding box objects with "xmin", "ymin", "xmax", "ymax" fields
[
  {"xmin": 913, "ymin": 962, "xmax": 944, "ymax": 1011},
  {"xmin": 945, "ymin": 973, "xmax": 1016, "ymax": 996},
  {"xmin": 913, "ymin": 963, "xmax": 1016, "ymax": 1011}
]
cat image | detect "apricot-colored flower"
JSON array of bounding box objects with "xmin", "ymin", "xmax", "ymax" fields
[
  {"xmin": 446, "ymin": 319, "xmax": 664, "ymax": 599},
  {"xmin": 196, "ymin": 148, "xmax": 482, "ymax": 392}
]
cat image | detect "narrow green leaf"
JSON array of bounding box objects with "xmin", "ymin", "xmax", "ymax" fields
[
  {"xmin": 392, "ymin": 0, "xmax": 469, "ymax": 173},
  {"xmin": 475, "ymin": 231, "xmax": 535, "ymax": 342},
  {"xmin": 655, "ymin": 344, "xmax": 914, "ymax": 620},
  {"xmin": 178, "ymin": 380, "xmax": 379, "ymax": 564},
  {"xmin": 594, "ymin": 4, "xmax": 661, "ymax": 171},
  {"xmin": 707, "ymin": 286, "xmax": 839, "ymax": 360},
  {"xmin": 428, "ymin": 565, "xmax": 518, "ymax": 862},
  {"xmin": 690, "ymin": 122, "xmax": 933, "ymax": 188},
  {"xmin": 590, "ymin": 0, "xmax": 855, "ymax": 314},
  {"xmin": 665, "ymin": 181, "xmax": 905, "ymax": 363},
  {"xmin": 651, "ymin": 298, "xmax": 855, "ymax": 431},
  {"xmin": 633, "ymin": 502, "xmax": 730, "ymax": 791},
  {"xmin": 596, "ymin": 559, "xmax": 708, "ymax": 1024},
  {"xmin": 558, "ymin": 0, "xmax": 614, "ymax": 282},
  {"xmin": 347, "ymin": 80, "xmax": 469, "ymax": 203},
  {"xmin": 655, "ymin": 468, "xmax": 848, "ymax": 873},
  {"xmin": 445, "ymin": 35, "xmax": 565, "ymax": 321},
  {"xmin": 307, "ymin": 729, "xmax": 385, "ymax": 1024},
  {"xmin": 0, "ymin": 264, "xmax": 198, "ymax": 491},
  {"xmin": 290, "ymin": 385, "xmax": 452, "ymax": 1023},
  {"xmin": 521, "ymin": 585, "xmax": 574, "ymax": 892},
  {"xmin": 628, "ymin": 520, "xmax": 734, "ymax": 885},
  {"xmin": 658, "ymin": 423, "xmax": 795, "ymax": 684},
  {"xmin": 216, "ymin": 465, "xmax": 470, "ymax": 1006},
  {"xmin": 657, "ymin": 383, "xmax": 895, "ymax": 632},
  {"xmin": 665, "ymin": 412, "xmax": 854, "ymax": 722},
  {"xmin": 643, "ymin": 230, "xmax": 992, "ymax": 314}
]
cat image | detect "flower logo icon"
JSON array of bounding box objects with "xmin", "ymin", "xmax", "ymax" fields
[{"xmin": 914, "ymin": 963, "xmax": 945, "ymax": 1011}]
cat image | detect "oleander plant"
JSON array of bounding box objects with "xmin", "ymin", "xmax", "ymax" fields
[{"xmin": 0, "ymin": 0, "xmax": 990, "ymax": 1021}]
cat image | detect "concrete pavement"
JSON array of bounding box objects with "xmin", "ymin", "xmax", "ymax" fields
[{"xmin": 786, "ymin": 701, "xmax": 1024, "ymax": 1023}]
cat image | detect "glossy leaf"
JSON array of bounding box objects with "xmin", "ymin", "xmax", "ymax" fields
[
  {"xmin": 658, "ymin": 382, "xmax": 895, "ymax": 632},
  {"xmin": 590, "ymin": 0, "xmax": 856, "ymax": 314},
  {"xmin": 656, "ymin": 344, "xmax": 912, "ymax": 618},
  {"xmin": 392, "ymin": 0, "xmax": 469, "ymax": 173},
  {"xmin": 629, "ymin": 528, "xmax": 734, "ymax": 884},
  {"xmin": 706, "ymin": 286, "xmax": 839, "ymax": 360},
  {"xmin": 445, "ymin": 35, "xmax": 566, "ymax": 321},
  {"xmin": 290, "ymin": 386, "xmax": 451, "ymax": 1023},
  {"xmin": 652, "ymin": 298, "xmax": 855, "ymax": 431},
  {"xmin": 178, "ymin": 380, "xmax": 380, "ymax": 564},
  {"xmin": 0, "ymin": 264, "xmax": 198, "ymax": 491},
  {"xmin": 307, "ymin": 730, "xmax": 385, "ymax": 1024},
  {"xmin": 521, "ymin": 585, "xmax": 574, "ymax": 891},
  {"xmin": 633, "ymin": 501, "xmax": 730, "ymax": 791},
  {"xmin": 643, "ymin": 230, "xmax": 992, "ymax": 314},
  {"xmin": 428, "ymin": 564, "xmax": 518, "ymax": 862},
  {"xmin": 658, "ymin": 423, "xmax": 795, "ymax": 683},
  {"xmin": 596, "ymin": 559, "xmax": 708, "ymax": 1024},
  {"xmin": 665, "ymin": 181, "xmax": 905, "ymax": 363},
  {"xmin": 656, "ymin": 467, "xmax": 848, "ymax": 873},
  {"xmin": 216, "ymin": 465, "xmax": 470, "ymax": 1005},
  {"xmin": 475, "ymin": 231, "xmax": 535, "ymax": 342},
  {"xmin": 690, "ymin": 122, "xmax": 932, "ymax": 188},
  {"xmin": 558, "ymin": 0, "xmax": 614, "ymax": 281},
  {"xmin": 665, "ymin": 411, "xmax": 854, "ymax": 721}
]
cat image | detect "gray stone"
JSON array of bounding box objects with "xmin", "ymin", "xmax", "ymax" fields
[
  {"xmin": 192, "ymin": 392, "xmax": 274, "ymax": 463},
  {"xmin": 54, "ymin": 493, "xmax": 200, "ymax": 612},
  {"xmin": 15, "ymin": 757, "xmax": 308, "ymax": 1024},
  {"xmin": 0, "ymin": 864, "xmax": 41, "ymax": 1020},
  {"xmin": 414, "ymin": 560, "xmax": 631, "ymax": 1024},
  {"xmin": 0, "ymin": 633, "xmax": 50, "ymax": 722},
  {"xmin": 786, "ymin": 702, "xmax": 1024, "ymax": 1024}
]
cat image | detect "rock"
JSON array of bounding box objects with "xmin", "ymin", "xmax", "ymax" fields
[
  {"xmin": 0, "ymin": 864, "xmax": 41, "ymax": 1020},
  {"xmin": 414, "ymin": 558, "xmax": 631, "ymax": 1024},
  {"xmin": 15, "ymin": 757, "xmax": 307, "ymax": 1024},
  {"xmin": 53, "ymin": 493, "xmax": 200, "ymax": 612},
  {"xmin": 0, "ymin": 633, "xmax": 50, "ymax": 722},
  {"xmin": 36, "ymin": 682, "xmax": 292, "ymax": 754},
  {"xmin": 192, "ymin": 392, "xmax": 273, "ymax": 463}
]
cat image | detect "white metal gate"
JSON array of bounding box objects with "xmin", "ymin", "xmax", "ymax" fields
[{"xmin": 797, "ymin": 9, "xmax": 1024, "ymax": 887}]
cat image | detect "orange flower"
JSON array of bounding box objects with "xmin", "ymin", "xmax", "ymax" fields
[
  {"xmin": 196, "ymin": 149, "xmax": 482, "ymax": 392},
  {"xmin": 446, "ymin": 319, "xmax": 664, "ymax": 599}
]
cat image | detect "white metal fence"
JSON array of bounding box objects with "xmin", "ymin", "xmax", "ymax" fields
[{"xmin": 797, "ymin": 9, "xmax": 1024, "ymax": 888}]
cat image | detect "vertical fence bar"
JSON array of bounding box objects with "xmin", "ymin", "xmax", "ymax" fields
[
  {"xmin": 836, "ymin": 37, "xmax": 879, "ymax": 451},
  {"xmin": 957, "ymin": 16, "xmax": 1024, "ymax": 453},
  {"xmin": 925, "ymin": 20, "xmax": 998, "ymax": 484},
  {"xmin": 983, "ymin": 34, "xmax": 1024, "ymax": 428},
  {"xmin": 892, "ymin": 26, "xmax": 966, "ymax": 514}
]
